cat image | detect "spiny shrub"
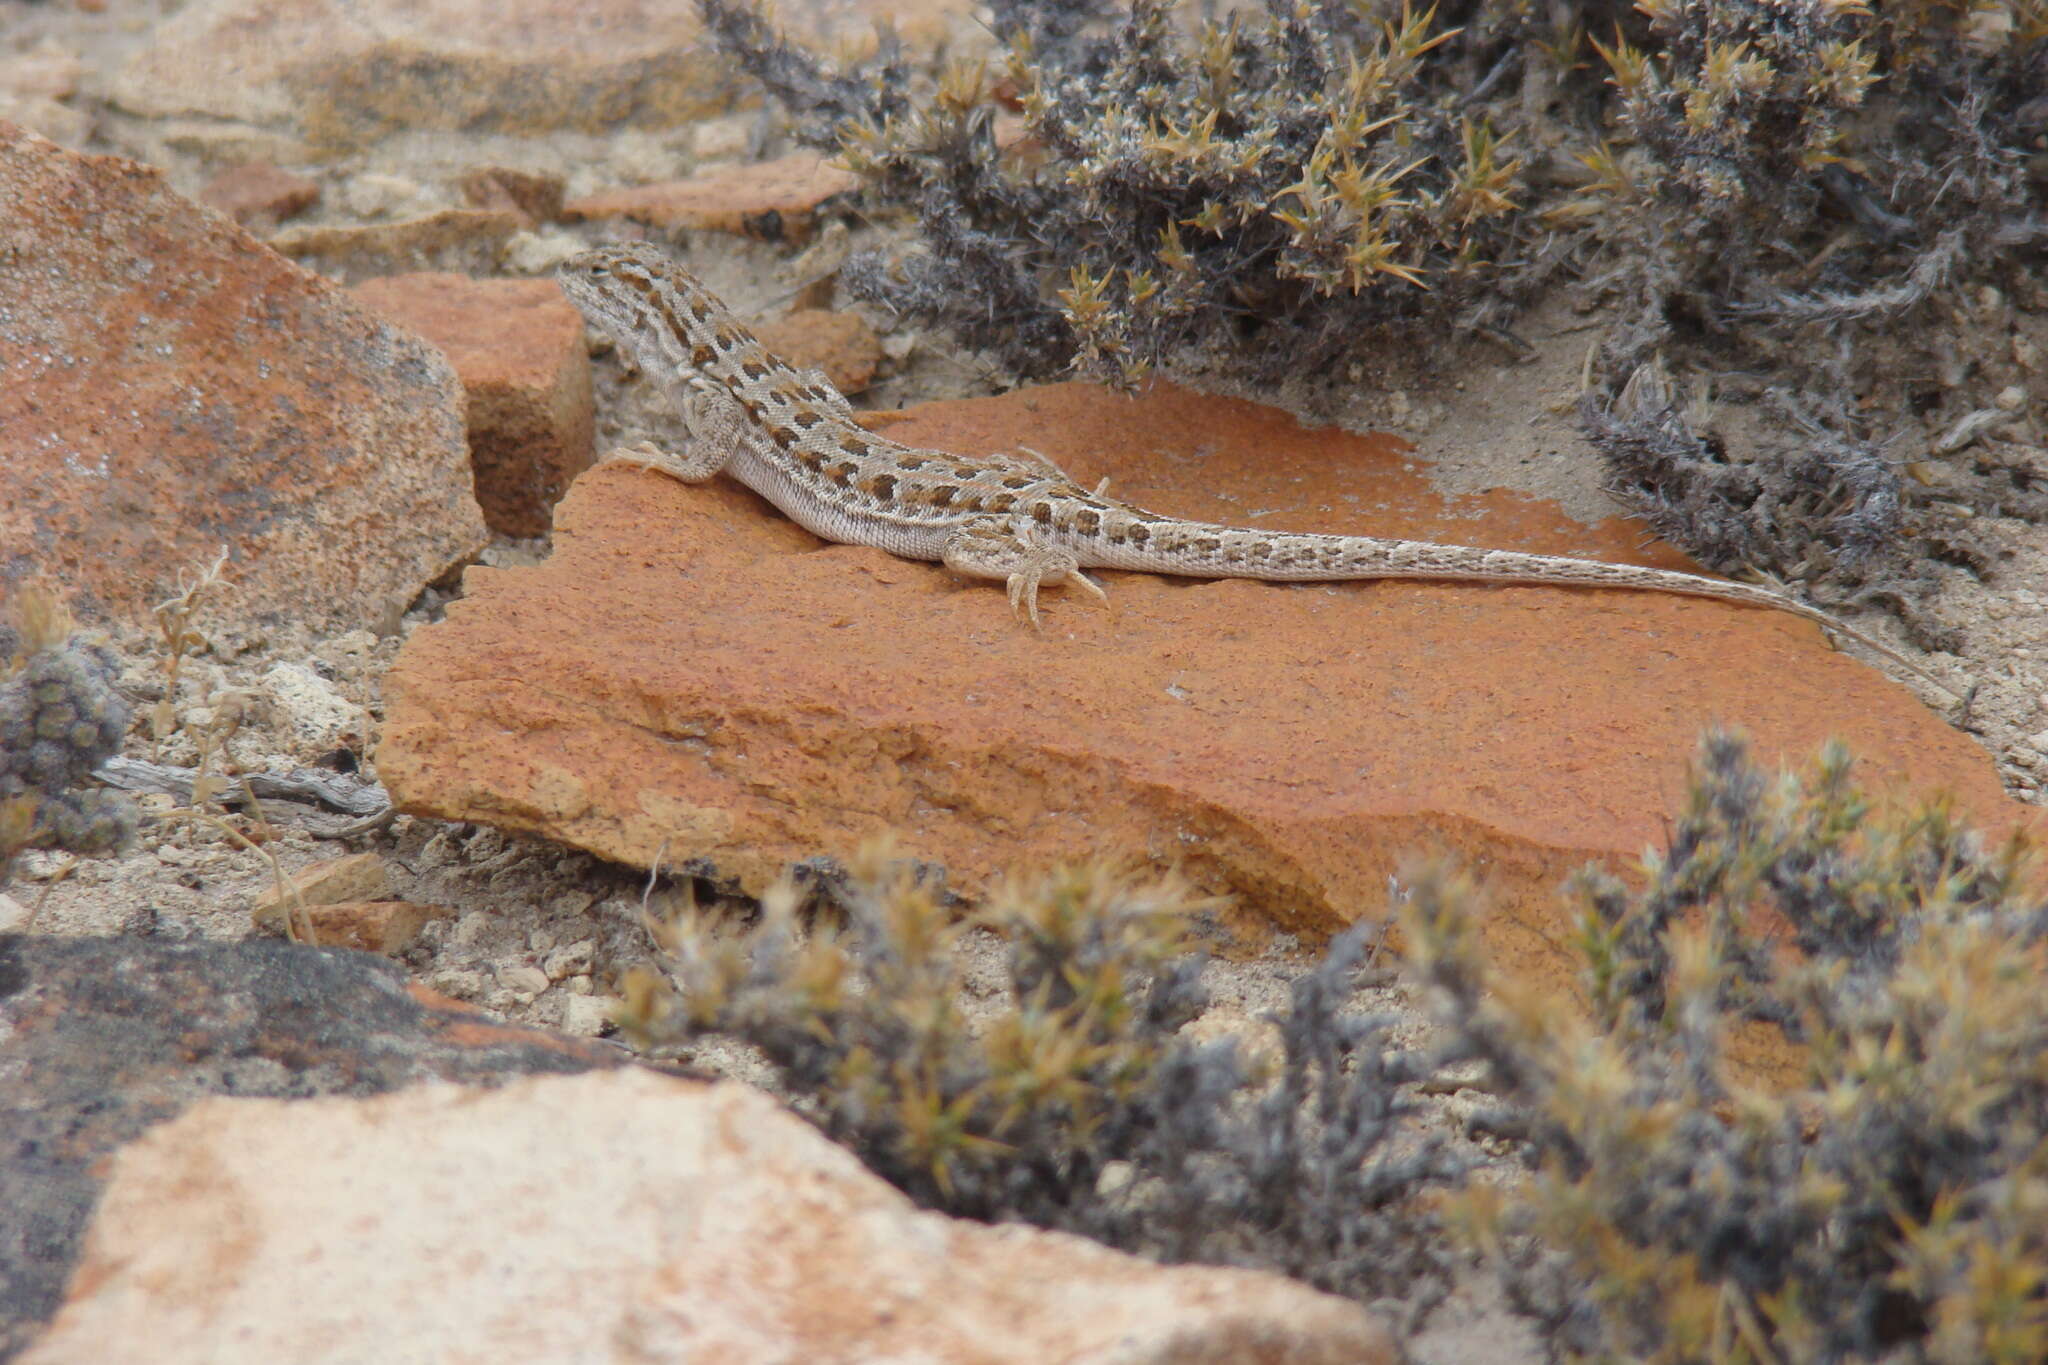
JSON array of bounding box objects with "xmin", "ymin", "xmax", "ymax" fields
[
  {"xmin": 1571, "ymin": 0, "xmax": 2045, "ymax": 617},
  {"xmin": 1, "ymin": 588, "xmax": 136, "ymax": 883},
  {"xmin": 1400, "ymin": 730, "xmax": 2048, "ymax": 1363},
  {"xmin": 700, "ymin": 0, "xmax": 1526, "ymax": 386},
  {"xmin": 615, "ymin": 849, "xmax": 1466, "ymax": 1319}
]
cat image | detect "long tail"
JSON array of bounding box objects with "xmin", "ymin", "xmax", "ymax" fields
[{"xmin": 1080, "ymin": 519, "xmax": 1957, "ymax": 697}]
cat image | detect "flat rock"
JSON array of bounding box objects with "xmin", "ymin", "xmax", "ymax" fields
[
  {"xmin": 752, "ymin": 307, "xmax": 884, "ymax": 396},
  {"xmin": 256, "ymin": 900, "xmax": 456, "ymax": 954},
  {"xmin": 268, "ymin": 207, "xmax": 523, "ymax": 281},
  {"xmin": 565, "ymin": 152, "xmax": 861, "ymax": 244},
  {"xmin": 0, "ymin": 934, "xmax": 655, "ymax": 1358},
  {"xmin": 110, "ymin": 0, "xmax": 983, "ymax": 151},
  {"xmin": 0, "ymin": 125, "xmax": 487, "ymax": 631},
  {"xmin": 350, "ymin": 273, "xmax": 596, "ymax": 537},
  {"xmin": 377, "ymin": 383, "xmax": 2036, "ymax": 983},
  {"xmin": 0, "ymin": 49, "xmax": 90, "ymax": 147},
  {"xmin": 197, "ymin": 161, "xmax": 321, "ymax": 226},
  {"xmin": 457, "ymin": 165, "xmax": 566, "ymax": 227},
  {"xmin": 22, "ymin": 1069, "xmax": 1395, "ymax": 1365}
]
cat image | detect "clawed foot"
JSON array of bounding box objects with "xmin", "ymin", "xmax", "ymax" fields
[
  {"xmin": 1005, "ymin": 546, "xmax": 1108, "ymax": 630},
  {"xmin": 941, "ymin": 523, "xmax": 1112, "ymax": 628},
  {"xmin": 602, "ymin": 441, "xmax": 692, "ymax": 479},
  {"xmin": 600, "ymin": 431, "xmax": 733, "ymax": 483}
]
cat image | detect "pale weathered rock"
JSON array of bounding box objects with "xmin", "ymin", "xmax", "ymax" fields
[
  {"xmin": 349, "ymin": 273, "xmax": 595, "ymax": 536},
  {"xmin": 258, "ymin": 662, "xmax": 366, "ymax": 758},
  {"xmin": 752, "ymin": 307, "xmax": 884, "ymax": 396},
  {"xmin": 268, "ymin": 208, "xmax": 523, "ymax": 282},
  {"xmin": 0, "ymin": 49, "xmax": 90, "ymax": 148},
  {"xmin": 110, "ymin": 0, "xmax": 983, "ymax": 151},
  {"xmin": 0, "ymin": 50, "xmax": 84, "ymax": 101},
  {"xmin": 378, "ymin": 382, "xmax": 2038, "ymax": 996},
  {"xmin": 0, "ymin": 125, "xmax": 487, "ymax": 631},
  {"xmin": 564, "ymin": 152, "xmax": 860, "ymax": 243},
  {"xmin": 197, "ymin": 161, "xmax": 321, "ymax": 225},
  {"xmin": 23, "ymin": 1070, "xmax": 1396, "ymax": 1364},
  {"xmin": 0, "ymin": 93, "xmax": 89, "ymax": 149},
  {"xmin": 0, "ymin": 935, "xmax": 657, "ymax": 1357}
]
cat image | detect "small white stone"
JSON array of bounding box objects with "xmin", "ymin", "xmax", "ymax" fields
[
  {"xmin": 16, "ymin": 850, "xmax": 75, "ymax": 880},
  {"xmin": 558, "ymin": 994, "xmax": 612, "ymax": 1037},
  {"xmin": 691, "ymin": 115, "xmax": 753, "ymax": 163},
  {"xmin": 501, "ymin": 228, "xmax": 586, "ymax": 276},
  {"xmin": 543, "ymin": 939, "xmax": 595, "ymax": 981},
  {"xmin": 340, "ymin": 171, "xmax": 425, "ymax": 219},
  {"xmin": 2028, "ymin": 728, "xmax": 2048, "ymax": 754},
  {"xmin": 0, "ymin": 892, "xmax": 29, "ymax": 933},
  {"xmin": 259, "ymin": 662, "xmax": 364, "ymax": 758},
  {"xmin": 156, "ymin": 842, "xmax": 205, "ymax": 867},
  {"xmin": 499, "ymin": 964, "xmax": 550, "ymax": 1000},
  {"xmin": 426, "ymin": 968, "xmax": 487, "ymax": 1000},
  {"xmin": 2016, "ymin": 335, "xmax": 2042, "ymax": 372},
  {"xmin": 1095, "ymin": 1161, "xmax": 1135, "ymax": 1197},
  {"xmin": 1995, "ymin": 384, "xmax": 2028, "ymax": 412},
  {"xmin": 448, "ymin": 911, "xmax": 492, "ymax": 949}
]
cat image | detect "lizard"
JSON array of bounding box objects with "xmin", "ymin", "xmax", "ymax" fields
[{"xmin": 556, "ymin": 241, "xmax": 1955, "ymax": 698}]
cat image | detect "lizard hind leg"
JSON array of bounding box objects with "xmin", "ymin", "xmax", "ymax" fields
[{"xmin": 941, "ymin": 521, "xmax": 1108, "ymax": 629}]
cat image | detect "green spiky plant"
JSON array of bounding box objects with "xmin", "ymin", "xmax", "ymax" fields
[
  {"xmin": 1401, "ymin": 731, "xmax": 2048, "ymax": 1363},
  {"xmin": 614, "ymin": 847, "xmax": 1467, "ymax": 1321}
]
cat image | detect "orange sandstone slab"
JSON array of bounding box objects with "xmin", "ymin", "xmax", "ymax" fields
[
  {"xmin": 379, "ymin": 383, "xmax": 2033, "ymax": 988},
  {"xmin": 564, "ymin": 153, "xmax": 859, "ymax": 244},
  {"xmin": 350, "ymin": 273, "xmax": 595, "ymax": 537},
  {"xmin": 0, "ymin": 124, "xmax": 486, "ymax": 630}
]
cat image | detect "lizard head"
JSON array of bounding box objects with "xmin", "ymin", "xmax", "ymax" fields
[{"xmin": 555, "ymin": 243, "xmax": 719, "ymax": 359}]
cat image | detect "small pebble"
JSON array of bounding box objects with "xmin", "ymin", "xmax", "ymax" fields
[
  {"xmin": 558, "ymin": 994, "xmax": 612, "ymax": 1036},
  {"xmin": 499, "ymin": 964, "xmax": 550, "ymax": 999}
]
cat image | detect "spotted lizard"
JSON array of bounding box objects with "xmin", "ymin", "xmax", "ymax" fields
[{"xmin": 556, "ymin": 242, "xmax": 1953, "ymax": 697}]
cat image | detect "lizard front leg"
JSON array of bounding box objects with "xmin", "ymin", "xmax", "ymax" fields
[
  {"xmin": 601, "ymin": 383, "xmax": 751, "ymax": 483},
  {"xmin": 941, "ymin": 519, "xmax": 1108, "ymax": 628}
]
